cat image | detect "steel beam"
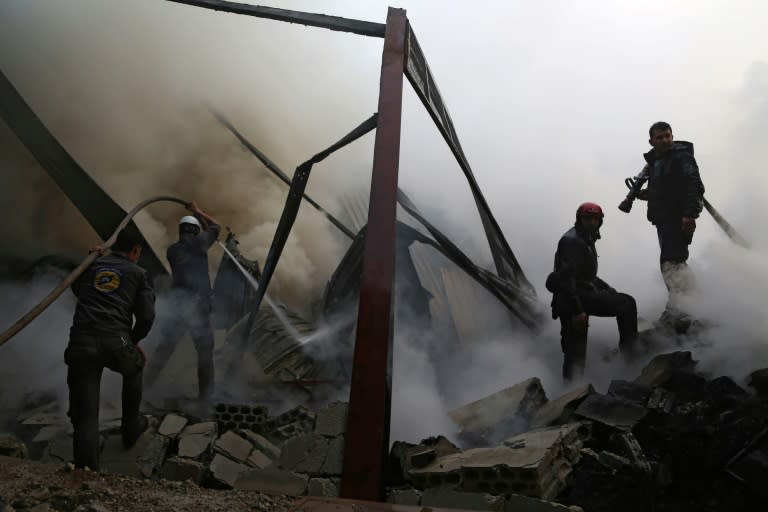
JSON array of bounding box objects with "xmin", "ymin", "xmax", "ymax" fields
[{"xmin": 340, "ymin": 7, "xmax": 407, "ymax": 502}]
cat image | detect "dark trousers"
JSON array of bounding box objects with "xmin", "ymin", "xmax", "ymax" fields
[
  {"xmin": 145, "ymin": 298, "xmax": 215, "ymax": 400},
  {"xmin": 559, "ymin": 291, "xmax": 638, "ymax": 380},
  {"xmin": 656, "ymin": 220, "xmax": 690, "ymax": 264},
  {"xmin": 65, "ymin": 334, "xmax": 144, "ymax": 470}
]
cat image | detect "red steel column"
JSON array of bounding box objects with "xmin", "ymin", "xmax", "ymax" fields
[{"xmin": 340, "ymin": 7, "xmax": 407, "ymax": 502}]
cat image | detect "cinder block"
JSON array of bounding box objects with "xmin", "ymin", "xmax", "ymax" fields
[
  {"xmin": 213, "ymin": 431, "xmax": 253, "ymax": 462},
  {"xmin": 158, "ymin": 414, "xmax": 188, "ymax": 439},
  {"xmin": 313, "ymin": 402, "xmax": 348, "ymax": 437},
  {"xmin": 209, "ymin": 453, "xmax": 250, "ymax": 488}
]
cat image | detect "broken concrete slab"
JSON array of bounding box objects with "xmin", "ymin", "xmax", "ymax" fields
[
  {"xmin": 606, "ymin": 380, "xmax": 651, "ymax": 406},
  {"xmin": 241, "ymin": 429, "xmax": 280, "ymax": 460},
  {"xmin": 0, "ymin": 433, "xmax": 27, "ymax": 458},
  {"xmin": 597, "ymin": 451, "xmax": 630, "ymax": 472},
  {"xmin": 161, "ymin": 456, "xmax": 206, "ymax": 484},
  {"xmin": 612, "ymin": 432, "xmax": 651, "ymax": 474},
  {"xmin": 213, "ymin": 431, "xmax": 253, "ymax": 463},
  {"xmin": 645, "ymin": 388, "xmax": 675, "ymax": 414},
  {"xmin": 307, "ymin": 477, "xmax": 340, "ymax": 497},
  {"xmin": 574, "ymin": 394, "xmax": 647, "ymax": 430},
  {"xmin": 270, "ymin": 420, "xmax": 312, "ymax": 443},
  {"xmin": 313, "ymin": 401, "xmax": 348, "ymax": 437},
  {"xmin": 233, "ymin": 467, "xmax": 309, "ymax": 495},
  {"xmin": 322, "ymin": 436, "xmax": 344, "ymax": 476},
  {"xmin": 246, "ymin": 448, "xmax": 272, "ymax": 469},
  {"xmin": 279, "ymin": 433, "xmax": 331, "ymax": 475},
  {"xmin": 410, "ymin": 448, "xmax": 436, "ymax": 468},
  {"xmin": 41, "ymin": 434, "xmax": 74, "ymax": 463},
  {"xmin": 635, "ymin": 351, "xmax": 696, "ymax": 387},
  {"xmin": 158, "ymin": 414, "xmax": 188, "ymax": 438},
  {"xmin": 100, "ymin": 430, "xmax": 169, "ymax": 478},
  {"xmin": 530, "ymin": 384, "xmax": 594, "ymax": 429},
  {"xmin": 448, "ymin": 378, "xmax": 547, "ymax": 446},
  {"xmin": 411, "ymin": 423, "xmax": 588, "ymax": 500},
  {"xmin": 209, "ymin": 453, "xmax": 250, "ymax": 488},
  {"xmin": 177, "ymin": 421, "xmax": 217, "ymax": 459},
  {"xmin": 421, "ymin": 488, "xmax": 504, "ymax": 511}
]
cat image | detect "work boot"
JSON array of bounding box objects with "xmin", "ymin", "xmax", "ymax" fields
[{"xmin": 122, "ymin": 415, "xmax": 149, "ymax": 449}]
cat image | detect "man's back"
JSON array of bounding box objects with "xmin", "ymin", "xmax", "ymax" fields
[{"xmin": 71, "ymin": 253, "xmax": 154, "ymax": 339}]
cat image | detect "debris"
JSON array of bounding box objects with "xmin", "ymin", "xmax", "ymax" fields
[
  {"xmin": 241, "ymin": 429, "xmax": 280, "ymax": 460},
  {"xmin": 208, "ymin": 453, "xmax": 249, "ymax": 488},
  {"xmin": 160, "ymin": 456, "xmax": 206, "ymax": 484},
  {"xmin": 313, "ymin": 401, "xmax": 348, "ymax": 437},
  {"xmin": 307, "ymin": 477, "xmax": 340, "ymax": 497},
  {"xmin": 386, "ymin": 488, "xmax": 422, "ymax": 505},
  {"xmin": 574, "ymin": 394, "xmax": 647, "ymax": 430},
  {"xmin": 177, "ymin": 421, "xmax": 217, "ymax": 459},
  {"xmin": 100, "ymin": 431, "xmax": 168, "ymax": 478},
  {"xmin": 0, "ymin": 433, "xmax": 27, "ymax": 458},
  {"xmin": 448, "ymin": 378, "xmax": 548, "ymax": 446},
  {"xmin": 606, "ymin": 380, "xmax": 651, "ymax": 406},
  {"xmin": 747, "ymin": 368, "xmax": 768, "ymax": 397},
  {"xmin": 634, "ymin": 351, "xmax": 696, "ymax": 387},
  {"xmin": 157, "ymin": 414, "xmax": 188, "ymax": 439},
  {"xmin": 246, "ymin": 449, "xmax": 273, "ymax": 469},
  {"xmin": 213, "ymin": 431, "xmax": 253, "ymax": 463},
  {"xmin": 421, "ymin": 488, "xmax": 504, "ymax": 511},
  {"xmin": 530, "ymin": 384, "xmax": 594, "ymax": 429}
]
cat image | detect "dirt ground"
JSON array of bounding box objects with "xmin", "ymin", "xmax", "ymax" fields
[{"xmin": 0, "ymin": 455, "xmax": 297, "ymax": 512}]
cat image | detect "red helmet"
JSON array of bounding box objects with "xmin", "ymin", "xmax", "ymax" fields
[{"xmin": 576, "ymin": 202, "xmax": 604, "ymax": 218}]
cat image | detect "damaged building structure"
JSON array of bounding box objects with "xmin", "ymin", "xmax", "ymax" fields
[{"xmin": 1, "ymin": 1, "xmax": 768, "ymax": 511}]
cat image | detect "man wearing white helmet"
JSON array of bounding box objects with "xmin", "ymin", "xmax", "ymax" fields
[{"xmin": 145, "ymin": 201, "xmax": 220, "ymax": 401}]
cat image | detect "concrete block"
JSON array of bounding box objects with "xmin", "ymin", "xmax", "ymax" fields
[
  {"xmin": 100, "ymin": 430, "xmax": 169, "ymax": 478},
  {"xmin": 412, "ymin": 423, "xmax": 588, "ymax": 500},
  {"xmin": 574, "ymin": 394, "xmax": 647, "ymax": 430},
  {"xmin": 307, "ymin": 477, "xmax": 339, "ymax": 497},
  {"xmin": 422, "ymin": 488, "xmax": 504, "ymax": 511},
  {"xmin": 646, "ymin": 388, "xmax": 675, "ymax": 413},
  {"xmin": 607, "ymin": 380, "xmax": 652, "ymax": 406},
  {"xmin": 42, "ymin": 434, "xmax": 74, "ymax": 463},
  {"xmin": 241, "ymin": 429, "xmax": 280, "ymax": 460},
  {"xmin": 635, "ymin": 351, "xmax": 696, "ymax": 387},
  {"xmin": 387, "ymin": 488, "xmax": 422, "ymax": 506},
  {"xmin": 449, "ymin": 378, "xmax": 547, "ymax": 446},
  {"xmin": 246, "ymin": 448, "xmax": 273, "ymax": 469},
  {"xmin": 31, "ymin": 425, "xmax": 67, "ymax": 444},
  {"xmin": 613, "ymin": 432, "xmax": 652, "ymax": 474},
  {"xmin": 530, "ymin": 384, "xmax": 594, "ymax": 429},
  {"xmin": 313, "ymin": 401, "xmax": 348, "ymax": 437},
  {"xmin": 279, "ymin": 433, "xmax": 329, "ymax": 475},
  {"xmin": 158, "ymin": 414, "xmax": 188, "ymax": 438},
  {"xmin": 209, "ymin": 453, "xmax": 250, "ymax": 488},
  {"xmin": 0, "ymin": 433, "xmax": 27, "ymax": 458},
  {"xmin": 597, "ymin": 451, "xmax": 630, "ymax": 472},
  {"xmin": 234, "ymin": 468, "xmax": 309, "ymax": 496},
  {"xmin": 213, "ymin": 431, "xmax": 253, "ymax": 462},
  {"xmin": 161, "ymin": 456, "xmax": 205, "ymax": 484},
  {"xmin": 178, "ymin": 421, "xmax": 217, "ymax": 459},
  {"xmin": 322, "ymin": 436, "xmax": 344, "ymax": 476}
]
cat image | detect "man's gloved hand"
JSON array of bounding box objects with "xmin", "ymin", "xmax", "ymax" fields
[
  {"xmin": 88, "ymin": 244, "xmax": 107, "ymax": 255},
  {"xmin": 572, "ymin": 312, "xmax": 588, "ymax": 336},
  {"xmin": 636, "ymin": 189, "xmax": 649, "ymax": 201},
  {"xmin": 682, "ymin": 217, "xmax": 696, "ymax": 243}
]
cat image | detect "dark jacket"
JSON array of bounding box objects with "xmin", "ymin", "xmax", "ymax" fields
[
  {"xmin": 643, "ymin": 141, "xmax": 705, "ymax": 224},
  {"xmin": 546, "ymin": 226, "xmax": 612, "ymax": 317},
  {"xmin": 70, "ymin": 252, "xmax": 155, "ymax": 342},
  {"xmin": 167, "ymin": 223, "xmax": 220, "ymax": 300}
]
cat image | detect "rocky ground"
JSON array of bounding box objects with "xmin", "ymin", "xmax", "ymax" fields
[{"xmin": 0, "ymin": 455, "xmax": 297, "ymax": 512}]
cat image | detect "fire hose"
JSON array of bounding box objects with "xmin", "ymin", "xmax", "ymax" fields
[{"xmin": 0, "ymin": 195, "xmax": 190, "ymax": 348}]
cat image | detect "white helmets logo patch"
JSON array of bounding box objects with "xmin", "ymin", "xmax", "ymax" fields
[{"xmin": 94, "ymin": 269, "xmax": 121, "ymax": 293}]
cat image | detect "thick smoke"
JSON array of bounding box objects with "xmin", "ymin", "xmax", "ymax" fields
[{"xmin": 1, "ymin": 0, "xmax": 767, "ymax": 444}]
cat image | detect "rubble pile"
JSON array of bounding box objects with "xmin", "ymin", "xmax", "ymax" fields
[
  {"xmin": 3, "ymin": 351, "xmax": 768, "ymax": 511},
  {"xmin": 386, "ymin": 352, "xmax": 768, "ymax": 511}
]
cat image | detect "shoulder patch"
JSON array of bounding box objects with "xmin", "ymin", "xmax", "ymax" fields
[{"xmin": 93, "ymin": 268, "xmax": 122, "ymax": 293}]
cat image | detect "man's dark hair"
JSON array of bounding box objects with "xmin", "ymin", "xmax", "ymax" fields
[
  {"xmin": 649, "ymin": 121, "xmax": 672, "ymax": 138},
  {"xmin": 112, "ymin": 229, "xmax": 144, "ymax": 253}
]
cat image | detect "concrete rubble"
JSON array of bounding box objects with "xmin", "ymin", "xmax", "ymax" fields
[{"xmin": 3, "ymin": 351, "xmax": 768, "ymax": 510}]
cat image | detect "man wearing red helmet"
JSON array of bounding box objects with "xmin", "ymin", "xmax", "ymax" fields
[{"xmin": 546, "ymin": 203, "xmax": 638, "ymax": 380}]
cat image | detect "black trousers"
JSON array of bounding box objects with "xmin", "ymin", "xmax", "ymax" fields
[
  {"xmin": 65, "ymin": 334, "xmax": 144, "ymax": 470},
  {"xmin": 145, "ymin": 297, "xmax": 215, "ymax": 400},
  {"xmin": 559, "ymin": 290, "xmax": 638, "ymax": 381},
  {"xmin": 656, "ymin": 220, "xmax": 691, "ymax": 264}
]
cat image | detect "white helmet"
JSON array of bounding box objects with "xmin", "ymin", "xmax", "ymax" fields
[{"xmin": 179, "ymin": 215, "xmax": 202, "ymax": 229}]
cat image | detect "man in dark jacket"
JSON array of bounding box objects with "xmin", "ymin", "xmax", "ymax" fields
[
  {"xmin": 66, "ymin": 228, "xmax": 155, "ymax": 470},
  {"xmin": 144, "ymin": 201, "xmax": 220, "ymax": 401},
  {"xmin": 643, "ymin": 121, "xmax": 705, "ymax": 328},
  {"xmin": 547, "ymin": 203, "xmax": 638, "ymax": 380}
]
